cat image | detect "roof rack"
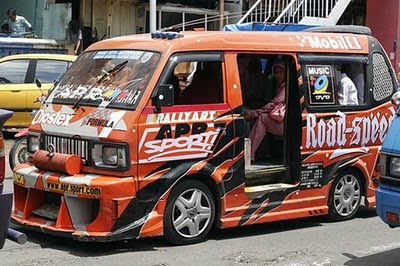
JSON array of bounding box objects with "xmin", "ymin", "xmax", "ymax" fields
[{"xmin": 303, "ymin": 25, "xmax": 371, "ymax": 36}]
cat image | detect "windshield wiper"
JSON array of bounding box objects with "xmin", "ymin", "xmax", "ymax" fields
[
  {"xmin": 72, "ymin": 60, "xmax": 128, "ymax": 110},
  {"xmin": 97, "ymin": 60, "xmax": 128, "ymax": 84}
]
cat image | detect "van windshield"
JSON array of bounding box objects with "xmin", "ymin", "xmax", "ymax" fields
[{"xmin": 47, "ymin": 50, "xmax": 161, "ymax": 109}]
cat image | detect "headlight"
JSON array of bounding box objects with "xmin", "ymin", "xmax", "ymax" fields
[
  {"xmin": 390, "ymin": 156, "xmax": 400, "ymax": 178},
  {"xmin": 92, "ymin": 143, "xmax": 128, "ymax": 170},
  {"xmin": 27, "ymin": 133, "xmax": 40, "ymax": 154}
]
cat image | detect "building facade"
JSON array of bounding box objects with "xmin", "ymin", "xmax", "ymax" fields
[
  {"xmin": 366, "ymin": 0, "xmax": 400, "ymax": 75},
  {"xmin": 4, "ymin": 0, "xmax": 400, "ymax": 76}
]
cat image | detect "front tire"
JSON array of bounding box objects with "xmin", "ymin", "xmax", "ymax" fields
[
  {"xmin": 9, "ymin": 136, "xmax": 28, "ymax": 170},
  {"xmin": 328, "ymin": 169, "xmax": 363, "ymax": 221},
  {"xmin": 163, "ymin": 179, "xmax": 215, "ymax": 245}
]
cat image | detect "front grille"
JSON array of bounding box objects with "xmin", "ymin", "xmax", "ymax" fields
[{"xmin": 43, "ymin": 135, "xmax": 89, "ymax": 163}]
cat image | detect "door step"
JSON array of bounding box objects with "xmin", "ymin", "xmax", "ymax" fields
[
  {"xmin": 245, "ymin": 183, "xmax": 297, "ymax": 199},
  {"xmin": 246, "ymin": 165, "xmax": 285, "ymax": 180}
]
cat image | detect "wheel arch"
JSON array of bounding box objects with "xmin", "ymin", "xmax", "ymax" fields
[
  {"xmin": 172, "ymin": 173, "xmax": 222, "ymax": 229},
  {"xmin": 327, "ymin": 165, "xmax": 366, "ymax": 221},
  {"xmin": 335, "ymin": 163, "xmax": 369, "ymax": 198}
]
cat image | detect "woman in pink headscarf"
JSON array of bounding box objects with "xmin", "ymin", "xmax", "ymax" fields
[{"xmin": 244, "ymin": 61, "xmax": 286, "ymax": 161}]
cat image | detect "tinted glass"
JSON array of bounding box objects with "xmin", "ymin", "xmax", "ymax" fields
[
  {"xmin": 172, "ymin": 61, "xmax": 223, "ymax": 105},
  {"xmin": 48, "ymin": 50, "xmax": 161, "ymax": 110},
  {"xmin": 372, "ymin": 53, "xmax": 394, "ymax": 102},
  {"xmin": 35, "ymin": 60, "xmax": 70, "ymax": 83},
  {"xmin": 304, "ymin": 62, "xmax": 367, "ymax": 106},
  {"xmin": 0, "ymin": 59, "xmax": 29, "ymax": 84}
]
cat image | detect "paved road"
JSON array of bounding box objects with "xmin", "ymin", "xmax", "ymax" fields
[{"xmin": 2, "ymin": 140, "xmax": 400, "ymax": 266}]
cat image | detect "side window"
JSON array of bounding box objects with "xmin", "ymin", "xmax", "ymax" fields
[
  {"xmin": 171, "ymin": 60, "xmax": 223, "ymax": 105},
  {"xmin": 35, "ymin": 60, "xmax": 70, "ymax": 83},
  {"xmin": 305, "ymin": 61, "xmax": 367, "ymax": 107},
  {"xmin": 372, "ymin": 53, "xmax": 395, "ymax": 101},
  {"xmin": 0, "ymin": 59, "xmax": 29, "ymax": 83},
  {"xmin": 237, "ymin": 54, "xmax": 287, "ymax": 110}
]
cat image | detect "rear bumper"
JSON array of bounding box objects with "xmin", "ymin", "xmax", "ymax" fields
[{"xmin": 376, "ymin": 185, "xmax": 400, "ymax": 227}]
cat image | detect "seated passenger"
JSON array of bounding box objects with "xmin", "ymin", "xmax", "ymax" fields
[
  {"xmin": 244, "ymin": 60, "xmax": 286, "ymax": 161},
  {"xmin": 338, "ymin": 64, "xmax": 359, "ymax": 105}
]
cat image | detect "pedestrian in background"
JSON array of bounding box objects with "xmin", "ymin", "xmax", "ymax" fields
[
  {"xmin": 6, "ymin": 8, "xmax": 33, "ymax": 35},
  {"xmin": 69, "ymin": 20, "xmax": 83, "ymax": 55}
]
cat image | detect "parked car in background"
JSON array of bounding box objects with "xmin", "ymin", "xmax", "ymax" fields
[{"xmin": 0, "ymin": 54, "xmax": 76, "ymax": 129}]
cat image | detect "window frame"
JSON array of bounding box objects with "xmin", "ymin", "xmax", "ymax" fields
[
  {"xmin": 33, "ymin": 59, "xmax": 73, "ymax": 84},
  {"xmin": 299, "ymin": 53, "xmax": 370, "ymax": 113},
  {"xmin": 153, "ymin": 51, "xmax": 224, "ymax": 105},
  {"xmin": 0, "ymin": 59, "xmax": 31, "ymax": 84},
  {"xmin": 371, "ymin": 52, "xmax": 397, "ymax": 106}
]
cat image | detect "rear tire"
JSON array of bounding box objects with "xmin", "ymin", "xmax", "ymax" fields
[
  {"xmin": 328, "ymin": 169, "xmax": 363, "ymax": 221},
  {"xmin": 9, "ymin": 136, "xmax": 28, "ymax": 170},
  {"xmin": 163, "ymin": 179, "xmax": 215, "ymax": 245}
]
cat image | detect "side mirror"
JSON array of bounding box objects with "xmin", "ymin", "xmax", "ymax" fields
[
  {"xmin": 391, "ymin": 91, "xmax": 400, "ymax": 106},
  {"xmin": 35, "ymin": 78, "xmax": 41, "ymax": 88},
  {"xmin": 154, "ymin": 84, "xmax": 174, "ymax": 113}
]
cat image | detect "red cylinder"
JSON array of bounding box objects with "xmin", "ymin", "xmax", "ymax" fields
[{"xmin": 33, "ymin": 150, "xmax": 82, "ymax": 175}]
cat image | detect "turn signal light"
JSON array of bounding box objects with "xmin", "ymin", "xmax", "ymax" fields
[{"xmin": 386, "ymin": 212, "xmax": 399, "ymax": 224}]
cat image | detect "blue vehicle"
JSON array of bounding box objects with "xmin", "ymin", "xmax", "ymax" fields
[{"xmin": 376, "ymin": 92, "xmax": 400, "ymax": 227}]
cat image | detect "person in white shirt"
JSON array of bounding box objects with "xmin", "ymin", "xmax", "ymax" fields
[
  {"xmin": 338, "ymin": 64, "xmax": 359, "ymax": 105},
  {"xmin": 349, "ymin": 63, "xmax": 365, "ymax": 104},
  {"xmin": 6, "ymin": 8, "xmax": 33, "ymax": 35}
]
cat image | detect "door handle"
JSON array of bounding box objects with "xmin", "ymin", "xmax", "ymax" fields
[{"xmin": 10, "ymin": 90, "xmax": 21, "ymax": 93}]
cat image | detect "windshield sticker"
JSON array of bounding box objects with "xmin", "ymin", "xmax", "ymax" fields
[
  {"xmin": 141, "ymin": 52, "xmax": 153, "ymax": 63},
  {"xmin": 53, "ymin": 85, "xmax": 102, "ymax": 100},
  {"xmin": 112, "ymin": 90, "xmax": 141, "ymax": 105},
  {"xmin": 53, "ymin": 84, "xmax": 142, "ymax": 107},
  {"xmin": 306, "ymin": 65, "xmax": 335, "ymax": 104},
  {"xmin": 102, "ymin": 88, "xmax": 122, "ymax": 98},
  {"xmin": 94, "ymin": 50, "xmax": 144, "ymax": 60},
  {"xmin": 49, "ymin": 50, "xmax": 160, "ymax": 109}
]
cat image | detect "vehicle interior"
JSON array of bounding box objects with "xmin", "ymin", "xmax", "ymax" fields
[
  {"xmin": 238, "ymin": 53, "xmax": 302, "ymax": 193},
  {"xmin": 159, "ymin": 53, "xmax": 301, "ymax": 194}
]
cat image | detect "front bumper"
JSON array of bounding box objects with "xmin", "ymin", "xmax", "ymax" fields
[
  {"xmin": 376, "ymin": 185, "xmax": 400, "ymax": 227},
  {"xmin": 11, "ymin": 164, "xmax": 146, "ymax": 242}
]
